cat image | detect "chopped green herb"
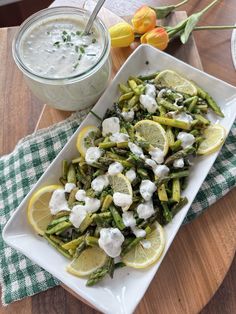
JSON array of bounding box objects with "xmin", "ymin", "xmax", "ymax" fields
[
  {"xmin": 53, "ymin": 41, "xmax": 60, "ymax": 48},
  {"xmin": 80, "ymin": 46, "xmax": 85, "ymax": 54},
  {"xmin": 92, "ymin": 38, "xmax": 96, "ymax": 43},
  {"xmin": 87, "ymin": 53, "xmax": 96, "ymax": 57},
  {"xmin": 62, "ymin": 35, "xmax": 67, "ymax": 42},
  {"xmin": 67, "ymin": 35, "xmax": 71, "ymax": 42},
  {"xmin": 83, "ymin": 44, "xmax": 88, "ymax": 48},
  {"xmin": 71, "ymin": 32, "xmax": 76, "ymax": 36},
  {"xmin": 73, "ymin": 63, "xmax": 79, "ymax": 69},
  {"xmin": 75, "ymin": 45, "xmax": 79, "ymax": 53},
  {"xmin": 47, "ymin": 31, "xmax": 50, "ymax": 35},
  {"xmin": 62, "ymin": 30, "xmax": 67, "ymax": 35},
  {"xmin": 76, "ymin": 31, "xmax": 81, "ymax": 36},
  {"xmin": 78, "ymin": 54, "xmax": 82, "ymax": 61}
]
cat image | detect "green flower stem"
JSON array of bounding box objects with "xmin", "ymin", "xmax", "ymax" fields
[
  {"xmin": 174, "ymin": 0, "xmax": 189, "ymax": 8},
  {"xmin": 194, "ymin": 25, "xmax": 236, "ymax": 31}
]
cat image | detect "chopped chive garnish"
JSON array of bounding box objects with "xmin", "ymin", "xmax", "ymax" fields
[
  {"xmin": 62, "ymin": 35, "xmax": 66, "ymax": 42},
  {"xmin": 62, "ymin": 30, "xmax": 67, "ymax": 35},
  {"xmin": 76, "ymin": 31, "xmax": 81, "ymax": 36},
  {"xmin": 92, "ymin": 38, "xmax": 96, "ymax": 43},
  {"xmin": 78, "ymin": 54, "xmax": 82, "ymax": 61},
  {"xmin": 87, "ymin": 53, "xmax": 96, "ymax": 56},
  {"xmin": 82, "ymin": 44, "xmax": 88, "ymax": 48},
  {"xmin": 53, "ymin": 41, "xmax": 60, "ymax": 48},
  {"xmin": 75, "ymin": 45, "xmax": 79, "ymax": 53},
  {"xmin": 73, "ymin": 63, "xmax": 79, "ymax": 69},
  {"xmin": 47, "ymin": 31, "xmax": 50, "ymax": 35},
  {"xmin": 80, "ymin": 46, "xmax": 85, "ymax": 53},
  {"xmin": 67, "ymin": 35, "xmax": 71, "ymax": 42},
  {"xmin": 71, "ymin": 32, "xmax": 75, "ymax": 36}
]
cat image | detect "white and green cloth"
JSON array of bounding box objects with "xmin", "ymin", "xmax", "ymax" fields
[{"xmin": 0, "ymin": 110, "xmax": 235, "ymax": 305}]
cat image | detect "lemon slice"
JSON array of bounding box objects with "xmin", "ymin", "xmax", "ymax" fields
[
  {"xmin": 197, "ymin": 124, "xmax": 226, "ymax": 155},
  {"xmin": 27, "ymin": 185, "xmax": 63, "ymax": 235},
  {"xmin": 67, "ymin": 247, "xmax": 107, "ymax": 277},
  {"xmin": 134, "ymin": 120, "xmax": 169, "ymax": 155},
  {"xmin": 155, "ymin": 70, "xmax": 198, "ymax": 96},
  {"xmin": 122, "ymin": 222, "xmax": 165, "ymax": 269},
  {"xmin": 109, "ymin": 173, "xmax": 133, "ymax": 211},
  {"xmin": 76, "ymin": 125, "xmax": 100, "ymax": 157}
]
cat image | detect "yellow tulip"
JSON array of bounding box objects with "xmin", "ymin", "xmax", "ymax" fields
[
  {"xmin": 131, "ymin": 5, "xmax": 156, "ymax": 34},
  {"xmin": 141, "ymin": 27, "xmax": 169, "ymax": 51},
  {"xmin": 109, "ymin": 22, "xmax": 135, "ymax": 48}
]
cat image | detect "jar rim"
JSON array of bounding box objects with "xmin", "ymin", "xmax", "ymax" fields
[{"xmin": 12, "ymin": 6, "xmax": 110, "ymax": 84}]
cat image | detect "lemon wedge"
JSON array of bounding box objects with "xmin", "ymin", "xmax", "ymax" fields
[
  {"xmin": 155, "ymin": 70, "xmax": 198, "ymax": 96},
  {"xmin": 76, "ymin": 125, "xmax": 100, "ymax": 157},
  {"xmin": 67, "ymin": 247, "xmax": 107, "ymax": 277},
  {"xmin": 27, "ymin": 185, "xmax": 63, "ymax": 235},
  {"xmin": 134, "ymin": 119, "xmax": 169, "ymax": 155},
  {"xmin": 197, "ymin": 124, "xmax": 226, "ymax": 155},
  {"xmin": 122, "ymin": 222, "xmax": 165, "ymax": 268}
]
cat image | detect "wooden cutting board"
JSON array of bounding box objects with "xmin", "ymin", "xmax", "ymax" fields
[{"xmin": 0, "ymin": 3, "xmax": 235, "ymax": 314}]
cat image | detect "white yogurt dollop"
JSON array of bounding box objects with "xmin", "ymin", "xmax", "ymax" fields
[
  {"xmin": 177, "ymin": 132, "xmax": 195, "ymax": 149},
  {"xmin": 125, "ymin": 169, "xmax": 136, "ymax": 183},
  {"xmin": 170, "ymin": 111, "xmax": 193, "ymax": 123},
  {"xmin": 140, "ymin": 239, "xmax": 152, "ymax": 249},
  {"xmin": 137, "ymin": 200, "xmax": 155, "ymax": 220},
  {"xmin": 153, "ymin": 165, "xmax": 170, "ymax": 178},
  {"xmin": 98, "ymin": 228, "xmax": 125, "ymax": 258},
  {"xmin": 140, "ymin": 180, "xmax": 157, "ymax": 201},
  {"xmin": 140, "ymin": 94, "xmax": 158, "ymax": 113},
  {"xmin": 149, "ymin": 147, "xmax": 164, "ymax": 164},
  {"xmin": 110, "ymin": 132, "xmax": 129, "ymax": 143},
  {"xmin": 108, "ymin": 162, "xmax": 124, "ymax": 176},
  {"xmin": 85, "ymin": 147, "xmax": 102, "ymax": 165},
  {"xmin": 121, "ymin": 110, "xmax": 134, "ymax": 122},
  {"xmin": 102, "ymin": 117, "xmax": 120, "ymax": 136},
  {"xmin": 113, "ymin": 192, "xmax": 132, "ymax": 210},
  {"xmin": 69, "ymin": 206, "xmax": 87, "ymax": 228},
  {"xmin": 132, "ymin": 227, "xmax": 146, "ymax": 238},
  {"xmin": 64, "ymin": 183, "xmax": 76, "ymax": 193},
  {"xmin": 122, "ymin": 211, "xmax": 136, "ymax": 227},
  {"xmin": 49, "ymin": 189, "xmax": 70, "ymax": 215},
  {"xmin": 75, "ymin": 189, "xmax": 87, "ymax": 201},
  {"xmin": 91, "ymin": 175, "xmax": 109, "ymax": 192},
  {"xmin": 145, "ymin": 84, "xmax": 156, "ymax": 98},
  {"xmin": 128, "ymin": 142, "xmax": 145, "ymax": 159},
  {"xmin": 173, "ymin": 158, "xmax": 185, "ymax": 168}
]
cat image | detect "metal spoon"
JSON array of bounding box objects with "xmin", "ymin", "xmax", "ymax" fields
[{"xmin": 84, "ymin": 0, "xmax": 106, "ymax": 35}]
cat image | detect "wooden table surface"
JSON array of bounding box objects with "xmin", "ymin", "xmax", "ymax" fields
[{"xmin": 0, "ymin": 0, "xmax": 236, "ymax": 313}]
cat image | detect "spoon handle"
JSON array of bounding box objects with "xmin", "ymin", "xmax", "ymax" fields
[{"xmin": 84, "ymin": 0, "xmax": 106, "ymax": 34}]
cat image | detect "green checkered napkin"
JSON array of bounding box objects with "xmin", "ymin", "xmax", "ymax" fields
[{"xmin": 0, "ymin": 109, "xmax": 235, "ymax": 305}]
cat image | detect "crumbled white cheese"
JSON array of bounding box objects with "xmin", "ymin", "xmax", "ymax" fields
[
  {"xmin": 145, "ymin": 158, "xmax": 157, "ymax": 168},
  {"xmin": 91, "ymin": 175, "xmax": 109, "ymax": 192},
  {"xmin": 173, "ymin": 158, "xmax": 185, "ymax": 168},
  {"xmin": 69, "ymin": 206, "xmax": 87, "ymax": 228},
  {"xmin": 145, "ymin": 84, "xmax": 156, "ymax": 98},
  {"xmin": 132, "ymin": 227, "xmax": 146, "ymax": 238},
  {"xmin": 140, "ymin": 94, "xmax": 158, "ymax": 113},
  {"xmin": 177, "ymin": 132, "xmax": 195, "ymax": 149},
  {"xmin": 122, "ymin": 211, "xmax": 136, "ymax": 227},
  {"xmin": 128, "ymin": 142, "xmax": 145, "ymax": 159},
  {"xmin": 64, "ymin": 183, "xmax": 76, "ymax": 193},
  {"xmin": 125, "ymin": 169, "xmax": 136, "ymax": 183},
  {"xmin": 98, "ymin": 228, "xmax": 125, "ymax": 258},
  {"xmin": 85, "ymin": 147, "xmax": 102, "ymax": 165},
  {"xmin": 110, "ymin": 132, "xmax": 129, "ymax": 143},
  {"xmin": 149, "ymin": 147, "xmax": 164, "ymax": 164},
  {"xmin": 140, "ymin": 180, "xmax": 157, "ymax": 201},
  {"xmin": 121, "ymin": 110, "xmax": 134, "ymax": 122},
  {"xmin": 137, "ymin": 200, "xmax": 155, "ymax": 220},
  {"xmin": 75, "ymin": 189, "xmax": 86, "ymax": 201},
  {"xmin": 108, "ymin": 162, "xmax": 124, "ymax": 176},
  {"xmin": 102, "ymin": 117, "xmax": 120, "ymax": 136},
  {"xmin": 140, "ymin": 239, "xmax": 151, "ymax": 249},
  {"xmin": 49, "ymin": 189, "xmax": 71, "ymax": 215},
  {"xmin": 85, "ymin": 197, "xmax": 101, "ymax": 213},
  {"xmin": 153, "ymin": 164, "xmax": 170, "ymax": 178},
  {"xmin": 113, "ymin": 192, "xmax": 132, "ymax": 210},
  {"xmin": 157, "ymin": 88, "xmax": 168, "ymax": 98}
]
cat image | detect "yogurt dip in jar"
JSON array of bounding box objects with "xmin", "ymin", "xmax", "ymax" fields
[{"xmin": 12, "ymin": 7, "xmax": 111, "ymax": 111}]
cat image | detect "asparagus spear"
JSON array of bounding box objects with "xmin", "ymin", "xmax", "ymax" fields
[
  {"xmin": 165, "ymin": 146, "xmax": 195, "ymax": 165},
  {"xmin": 109, "ymin": 205, "xmax": 126, "ymax": 230},
  {"xmin": 153, "ymin": 116, "xmax": 191, "ymax": 130}
]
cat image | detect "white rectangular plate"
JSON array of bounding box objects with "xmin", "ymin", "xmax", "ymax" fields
[{"xmin": 3, "ymin": 45, "xmax": 236, "ymax": 314}]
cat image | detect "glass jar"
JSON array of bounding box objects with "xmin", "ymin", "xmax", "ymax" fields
[{"xmin": 12, "ymin": 6, "xmax": 111, "ymax": 111}]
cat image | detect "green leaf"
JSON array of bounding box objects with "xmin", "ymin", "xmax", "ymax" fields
[
  {"xmin": 180, "ymin": 12, "xmax": 202, "ymax": 44},
  {"xmin": 151, "ymin": 5, "xmax": 176, "ymax": 19}
]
